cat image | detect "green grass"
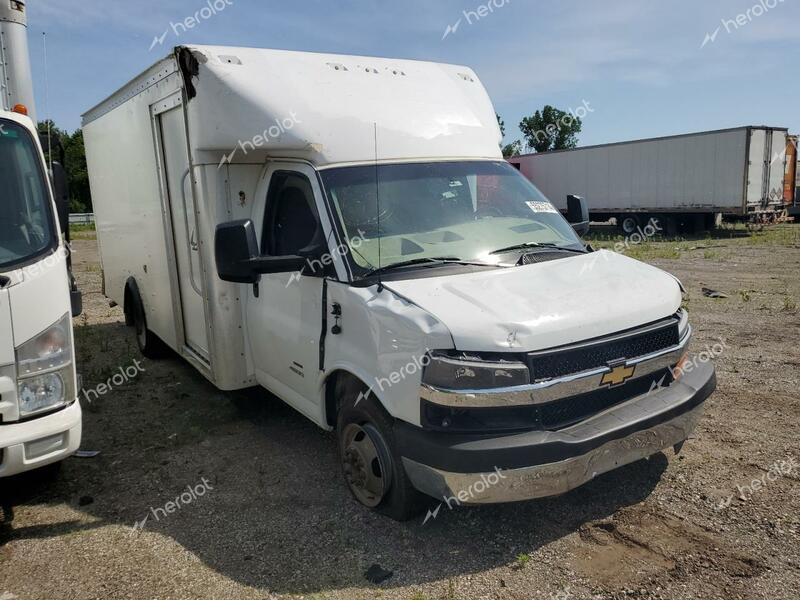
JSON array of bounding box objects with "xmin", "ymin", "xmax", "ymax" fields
[
  {"xmin": 587, "ymin": 223, "xmax": 800, "ymax": 263},
  {"xmin": 515, "ymin": 553, "xmax": 532, "ymax": 568}
]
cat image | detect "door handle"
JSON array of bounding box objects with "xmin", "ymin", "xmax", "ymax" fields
[{"xmin": 181, "ymin": 169, "xmax": 203, "ymax": 296}]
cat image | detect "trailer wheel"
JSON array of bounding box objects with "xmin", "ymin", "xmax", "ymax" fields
[
  {"xmin": 336, "ymin": 381, "xmax": 428, "ymax": 521},
  {"xmin": 126, "ymin": 283, "xmax": 168, "ymax": 359},
  {"xmin": 620, "ymin": 216, "xmax": 640, "ymax": 235}
]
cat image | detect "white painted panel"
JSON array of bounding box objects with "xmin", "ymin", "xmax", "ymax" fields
[
  {"xmin": 585, "ymin": 147, "xmax": 610, "ymax": 208},
  {"xmin": 159, "ymin": 106, "xmax": 209, "ymax": 358},
  {"xmin": 82, "ymin": 65, "xmax": 184, "ymax": 350},
  {"xmin": 0, "ymin": 289, "xmax": 13, "ymax": 365},
  {"xmin": 607, "ymin": 144, "xmax": 633, "ymax": 210},
  {"xmin": 768, "ymin": 132, "xmax": 787, "ymax": 207},
  {"xmin": 515, "ymin": 128, "xmax": 758, "ymax": 213},
  {"xmin": 747, "ymin": 129, "xmax": 766, "ymax": 207}
]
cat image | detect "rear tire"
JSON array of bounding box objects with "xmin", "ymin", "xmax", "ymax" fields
[
  {"xmin": 128, "ymin": 288, "xmax": 168, "ymax": 359},
  {"xmin": 335, "ymin": 380, "xmax": 429, "ymax": 521}
]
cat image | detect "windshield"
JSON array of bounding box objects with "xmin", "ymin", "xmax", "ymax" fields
[
  {"xmin": 320, "ymin": 160, "xmax": 583, "ymax": 277},
  {"xmin": 0, "ymin": 119, "xmax": 57, "ymax": 271}
]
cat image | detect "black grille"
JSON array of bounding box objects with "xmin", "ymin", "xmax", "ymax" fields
[
  {"xmin": 520, "ymin": 251, "xmax": 572, "ymax": 265},
  {"xmin": 421, "ymin": 369, "xmax": 675, "ymax": 433},
  {"xmin": 539, "ymin": 369, "xmax": 674, "ymax": 430},
  {"xmin": 529, "ymin": 319, "xmax": 680, "ymax": 381}
]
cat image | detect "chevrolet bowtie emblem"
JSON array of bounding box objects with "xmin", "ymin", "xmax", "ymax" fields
[{"xmin": 601, "ymin": 364, "xmax": 636, "ymax": 387}]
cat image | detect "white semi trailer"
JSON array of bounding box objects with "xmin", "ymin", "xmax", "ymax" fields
[
  {"xmin": 509, "ymin": 126, "xmax": 789, "ymax": 234},
  {"xmin": 0, "ymin": 0, "xmax": 82, "ymax": 478}
]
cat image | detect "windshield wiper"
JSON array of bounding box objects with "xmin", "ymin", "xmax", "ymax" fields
[
  {"xmin": 490, "ymin": 242, "xmax": 587, "ymax": 255},
  {"xmin": 363, "ymin": 257, "xmax": 495, "ymax": 278}
]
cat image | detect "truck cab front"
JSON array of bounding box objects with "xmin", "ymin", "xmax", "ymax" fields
[{"xmin": 0, "ymin": 112, "xmax": 81, "ymax": 478}]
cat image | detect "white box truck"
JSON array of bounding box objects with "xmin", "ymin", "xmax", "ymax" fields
[
  {"xmin": 83, "ymin": 45, "xmax": 715, "ymax": 519},
  {"xmin": 509, "ymin": 127, "xmax": 789, "ymax": 234},
  {"xmin": 1, "ymin": 0, "xmax": 83, "ymax": 479}
]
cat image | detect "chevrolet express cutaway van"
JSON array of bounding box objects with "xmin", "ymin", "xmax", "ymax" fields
[{"xmin": 83, "ymin": 46, "xmax": 716, "ymax": 519}]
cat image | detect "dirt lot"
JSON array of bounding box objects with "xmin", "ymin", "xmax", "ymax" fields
[{"xmin": 1, "ymin": 225, "xmax": 799, "ymax": 600}]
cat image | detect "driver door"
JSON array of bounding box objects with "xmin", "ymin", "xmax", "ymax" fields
[{"xmin": 245, "ymin": 164, "xmax": 332, "ymax": 422}]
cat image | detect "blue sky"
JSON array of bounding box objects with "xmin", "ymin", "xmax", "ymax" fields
[{"xmin": 27, "ymin": 0, "xmax": 799, "ymax": 146}]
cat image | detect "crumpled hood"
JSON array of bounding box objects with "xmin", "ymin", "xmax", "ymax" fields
[{"xmin": 384, "ymin": 250, "xmax": 682, "ymax": 352}]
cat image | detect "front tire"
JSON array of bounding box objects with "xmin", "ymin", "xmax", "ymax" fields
[{"xmin": 336, "ymin": 381, "xmax": 428, "ymax": 521}]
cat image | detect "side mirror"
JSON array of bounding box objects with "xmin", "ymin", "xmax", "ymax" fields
[
  {"xmin": 215, "ymin": 220, "xmax": 261, "ymax": 283},
  {"xmin": 51, "ymin": 162, "xmax": 70, "ymax": 239},
  {"xmin": 567, "ymin": 195, "xmax": 590, "ymax": 236},
  {"xmin": 215, "ymin": 219, "xmax": 313, "ymax": 283}
]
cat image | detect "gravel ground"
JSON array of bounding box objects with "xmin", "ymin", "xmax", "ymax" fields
[{"xmin": 1, "ymin": 225, "xmax": 799, "ymax": 600}]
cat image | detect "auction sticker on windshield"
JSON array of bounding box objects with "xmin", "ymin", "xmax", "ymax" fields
[{"xmin": 526, "ymin": 200, "xmax": 558, "ymax": 214}]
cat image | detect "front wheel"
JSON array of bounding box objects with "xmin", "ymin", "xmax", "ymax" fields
[{"xmin": 336, "ymin": 383, "xmax": 428, "ymax": 521}]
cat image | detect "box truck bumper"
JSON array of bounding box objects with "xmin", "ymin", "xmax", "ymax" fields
[
  {"xmin": 398, "ymin": 360, "xmax": 715, "ymax": 505},
  {"xmin": 0, "ymin": 400, "xmax": 82, "ymax": 477}
]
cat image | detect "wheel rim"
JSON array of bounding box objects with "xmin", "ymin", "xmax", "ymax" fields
[
  {"xmin": 622, "ymin": 217, "xmax": 638, "ymax": 234},
  {"xmin": 341, "ymin": 423, "xmax": 391, "ymax": 508}
]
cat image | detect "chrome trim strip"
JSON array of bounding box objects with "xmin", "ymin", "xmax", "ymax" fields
[
  {"xmin": 421, "ymin": 327, "xmax": 691, "ymax": 408},
  {"xmin": 403, "ymin": 403, "xmax": 703, "ymax": 505}
]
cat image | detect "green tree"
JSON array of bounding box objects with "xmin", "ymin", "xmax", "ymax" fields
[
  {"xmin": 64, "ymin": 130, "xmax": 91, "ymax": 212},
  {"xmin": 38, "ymin": 121, "xmax": 93, "ymax": 212},
  {"xmin": 502, "ymin": 141, "xmax": 522, "ymax": 158},
  {"xmin": 497, "ymin": 114, "xmax": 523, "ymax": 158},
  {"xmin": 520, "ymin": 105, "xmax": 582, "ymax": 153}
]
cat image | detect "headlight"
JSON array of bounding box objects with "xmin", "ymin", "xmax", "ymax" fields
[
  {"xmin": 422, "ymin": 351, "xmax": 530, "ymax": 390},
  {"xmin": 19, "ymin": 372, "xmax": 65, "ymax": 415},
  {"xmin": 16, "ymin": 313, "xmax": 75, "ymax": 417}
]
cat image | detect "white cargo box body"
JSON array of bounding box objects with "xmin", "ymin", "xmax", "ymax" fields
[
  {"xmin": 509, "ymin": 127, "xmax": 789, "ymax": 216},
  {"xmin": 81, "ymin": 45, "xmax": 501, "ymax": 391}
]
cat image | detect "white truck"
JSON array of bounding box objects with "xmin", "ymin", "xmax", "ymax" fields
[
  {"xmin": 0, "ymin": 0, "xmax": 82, "ymax": 479},
  {"xmin": 83, "ymin": 45, "xmax": 716, "ymax": 519},
  {"xmin": 509, "ymin": 126, "xmax": 790, "ymax": 234}
]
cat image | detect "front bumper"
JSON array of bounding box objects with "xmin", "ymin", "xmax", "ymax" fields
[
  {"xmin": 399, "ymin": 358, "xmax": 715, "ymax": 504},
  {"xmin": 0, "ymin": 400, "xmax": 82, "ymax": 477}
]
